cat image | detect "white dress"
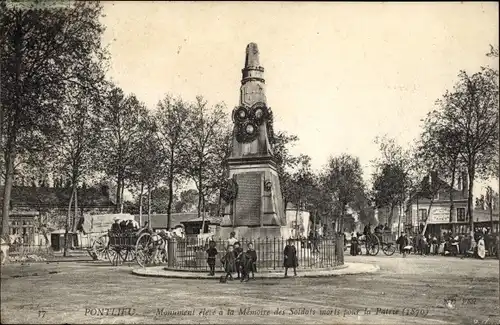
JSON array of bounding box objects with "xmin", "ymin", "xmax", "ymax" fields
[{"xmin": 477, "ymin": 239, "xmax": 486, "ymax": 259}]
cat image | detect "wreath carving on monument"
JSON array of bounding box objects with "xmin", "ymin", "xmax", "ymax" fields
[
  {"xmin": 221, "ymin": 178, "xmax": 238, "ymax": 203},
  {"xmin": 264, "ymin": 180, "xmax": 272, "ymax": 192},
  {"xmin": 233, "ymin": 103, "xmax": 272, "ymax": 143}
]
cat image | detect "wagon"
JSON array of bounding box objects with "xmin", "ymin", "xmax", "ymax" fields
[
  {"xmin": 376, "ymin": 231, "xmax": 397, "ymax": 256},
  {"xmin": 92, "ymin": 227, "xmax": 166, "ymax": 267},
  {"xmin": 358, "ymin": 231, "xmax": 396, "ymax": 256}
]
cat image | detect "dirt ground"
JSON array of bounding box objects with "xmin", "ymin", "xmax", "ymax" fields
[{"xmin": 1, "ymin": 254, "xmax": 499, "ymax": 324}]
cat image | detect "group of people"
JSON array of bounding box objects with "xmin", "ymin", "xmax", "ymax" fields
[
  {"xmin": 400, "ymin": 228, "xmax": 497, "ymax": 259},
  {"xmin": 205, "ymin": 232, "xmax": 257, "ymax": 282},
  {"xmin": 110, "ymin": 218, "xmax": 140, "ymax": 233},
  {"xmin": 206, "ymin": 232, "xmax": 299, "ymax": 281},
  {"xmin": 348, "ymin": 223, "xmax": 498, "ymax": 259}
]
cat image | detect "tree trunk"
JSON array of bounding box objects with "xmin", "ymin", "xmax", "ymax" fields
[
  {"xmin": 421, "ymin": 198, "xmax": 435, "ymax": 236},
  {"xmin": 72, "ymin": 187, "xmax": 78, "ymax": 233},
  {"xmin": 217, "ymin": 187, "xmax": 222, "ymax": 217},
  {"xmin": 120, "ymin": 178, "xmax": 125, "ymax": 213},
  {"xmin": 388, "ymin": 204, "xmax": 394, "ymax": 230},
  {"xmin": 2, "ymin": 16, "xmax": 23, "ymax": 237},
  {"xmin": 340, "ymin": 203, "xmax": 345, "ymax": 235},
  {"xmin": 397, "ymin": 203, "xmax": 402, "ymax": 236},
  {"xmin": 64, "ymin": 188, "xmax": 75, "ymax": 257},
  {"xmin": 467, "ymin": 168, "xmax": 475, "ymax": 229},
  {"xmin": 139, "ymin": 182, "xmax": 144, "ymax": 227},
  {"xmin": 1, "ymin": 153, "xmax": 14, "ymax": 236},
  {"xmin": 201, "ymin": 194, "xmax": 206, "ymax": 234},
  {"xmin": 166, "ymin": 150, "xmax": 174, "ymax": 229},
  {"xmin": 197, "ymin": 174, "xmax": 203, "ymax": 219},
  {"xmin": 147, "ymin": 184, "xmax": 152, "ymax": 227},
  {"xmin": 114, "ymin": 175, "xmax": 121, "ymax": 213},
  {"xmin": 295, "ymin": 201, "xmax": 300, "ymax": 238},
  {"xmin": 449, "ymin": 168, "xmax": 456, "ymax": 226}
]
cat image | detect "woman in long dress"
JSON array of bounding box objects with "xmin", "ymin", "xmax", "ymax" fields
[{"xmin": 477, "ymin": 235, "xmax": 486, "ymax": 259}]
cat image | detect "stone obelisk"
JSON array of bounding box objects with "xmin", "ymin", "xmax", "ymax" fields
[{"xmin": 220, "ymin": 43, "xmax": 288, "ymax": 240}]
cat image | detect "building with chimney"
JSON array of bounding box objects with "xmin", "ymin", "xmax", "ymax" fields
[{"xmin": 404, "ymin": 171, "xmax": 471, "ymax": 235}]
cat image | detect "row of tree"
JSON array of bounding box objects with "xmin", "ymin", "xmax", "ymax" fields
[
  {"xmin": 1, "ymin": 2, "xmax": 498, "ymax": 245},
  {"xmin": 0, "ymin": 3, "xmax": 233, "ymax": 253}
]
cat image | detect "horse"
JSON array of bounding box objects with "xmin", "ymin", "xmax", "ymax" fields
[
  {"xmin": 1, "ymin": 234, "xmax": 23, "ymax": 264},
  {"xmin": 153, "ymin": 228, "xmax": 186, "ymax": 263}
]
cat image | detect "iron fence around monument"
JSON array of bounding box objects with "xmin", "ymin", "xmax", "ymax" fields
[{"xmin": 167, "ymin": 235, "xmax": 344, "ymax": 272}]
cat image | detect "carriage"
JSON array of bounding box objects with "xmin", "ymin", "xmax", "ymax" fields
[
  {"xmin": 359, "ymin": 231, "xmax": 397, "ymax": 256},
  {"xmin": 92, "ymin": 226, "xmax": 166, "ymax": 267}
]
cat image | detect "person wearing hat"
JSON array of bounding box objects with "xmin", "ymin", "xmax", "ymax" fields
[
  {"xmin": 283, "ymin": 238, "xmax": 298, "ymax": 277},
  {"xmin": 111, "ymin": 217, "xmax": 121, "ymax": 232}
]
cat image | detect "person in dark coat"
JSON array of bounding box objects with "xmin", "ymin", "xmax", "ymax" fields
[
  {"xmin": 283, "ymin": 239, "xmax": 298, "ymax": 277},
  {"xmin": 350, "ymin": 232, "xmax": 359, "ymax": 256},
  {"xmin": 111, "ymin": 219, "xmax": 121, "ymax": 232},
  {"xmin": 236, "ymin": 249, "xmax": 253, "ymax": 282},
  {"xmin": 221, "ymin": 245, "xmax": 235, "ymax": 281},
  {"xmin": 233, "ymin": 242, "xmax": 243, "ymax": 279},
  {"xmin": 246, "ymin": 243, "xmax": 257, "ymax": 279},
  {"xmin": 397, "ymin": 233, "xmax": 410, "ymax": 257},
  {"xmin": 206, "ymin": 241, "xmax": 218, "ymax": 276}
]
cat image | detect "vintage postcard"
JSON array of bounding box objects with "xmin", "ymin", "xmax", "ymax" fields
[{"xmin": 1, "ymin": 1, "xmax": 499, "ymax": 324}]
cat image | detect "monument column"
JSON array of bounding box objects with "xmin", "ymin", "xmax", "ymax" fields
[{"xmin": 220, "ymin": 43, "xmax": 288, "ymax": 240}]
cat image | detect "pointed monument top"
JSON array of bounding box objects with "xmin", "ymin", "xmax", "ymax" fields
[{"xmin": 245, "ymin": 43, "xmax": 260, "ymax": 68}]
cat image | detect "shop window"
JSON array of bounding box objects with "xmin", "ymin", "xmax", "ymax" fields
[
  {"xmin": 418, "ymin": 209, "xmax": 427, "ymax": 222},
  {"xmin": 457, "ymin": 208, "xmax": 466, "ymax": 221}
]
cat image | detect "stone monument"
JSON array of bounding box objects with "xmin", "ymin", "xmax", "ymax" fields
[{"xmin": 220, "ymin": 43, "xmax": 288, "ymax": 240}]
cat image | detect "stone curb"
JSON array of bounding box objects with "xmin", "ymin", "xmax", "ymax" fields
[
  {"xmin": 131, "ymin": 262, "xmax": 380, "ymax": 279},
  {"xmin": 162, "ymin": 264, "xmax": 349, "ymax": 273}
]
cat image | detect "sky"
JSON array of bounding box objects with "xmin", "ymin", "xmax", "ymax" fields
[{"xmin": 100, "ymin": 1, "xmax": 498, "ymax": 196}]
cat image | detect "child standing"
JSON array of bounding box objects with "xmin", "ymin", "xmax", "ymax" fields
[
  {"xmin": 221, "ymin": 245, "xmax": 235, "ymax": 281},
  {"xmin": 246, "ymin": 243, "xmax": 257, "ymax": 280},
  {"xmin": 206, "ymin": 241, "xmax": 218, "ymax": 276},
  {"xmin": 283, "ymin": 239, "xmax": 298, "ymax": 278},
  {"xmin": 233, "ymin": 242, "xmax": 243, "ymax": 279}
]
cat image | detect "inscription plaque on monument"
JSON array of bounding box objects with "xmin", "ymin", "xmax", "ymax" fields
[{"xmin": 235, "ymin": 173, "xmax": 261, "ymax": 226}]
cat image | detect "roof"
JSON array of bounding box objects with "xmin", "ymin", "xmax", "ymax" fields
[
  {"xmin": 133, "ymin": 213, "xmax": 206, "ymax": 229},
  {"xmin": 181, "ymin": 215, "xmax": 223, "ymax": 225},
  {"xmin": 409, "ymin": 176, "xmax": 467, "ymax": 204},
  {"xmin": 0, "ymin": 186, "xmax": 114, "ymax": 209}
]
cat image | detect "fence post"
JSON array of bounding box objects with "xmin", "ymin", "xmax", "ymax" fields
[{"xmin": 167, "ymin": 237, "xmax": 174, "ymax": 267}]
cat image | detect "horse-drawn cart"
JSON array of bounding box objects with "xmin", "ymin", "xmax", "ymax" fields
[
  {"xmin": 92, "ymin": 228, "xmax": 166, "ymax": 267},
  {"xmin": 358, "ymin": 231, "xmax": 397, "ymax": 256}
]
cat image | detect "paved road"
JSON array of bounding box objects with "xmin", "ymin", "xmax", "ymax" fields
[{"xmin": 1, "ymin": 254, "xmax": 498, "ymax": 324}]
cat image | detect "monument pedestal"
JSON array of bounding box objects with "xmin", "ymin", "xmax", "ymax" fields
[{"xmin": 220, "ymin": 156, "xmax": 289, "ymax": 240}]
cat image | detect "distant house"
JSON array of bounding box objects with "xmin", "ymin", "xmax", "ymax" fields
[
  {"xmin": 0, "ymin": 185, "xmax": 115, "ymax": 245},
  {"xmin": 405, "ymin": 172, "xmax": 470, "ymax": 235}
]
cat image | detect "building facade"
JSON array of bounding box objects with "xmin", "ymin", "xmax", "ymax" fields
[
  {"xmin": 405, "ymin": 174, "xmax": 499, "ymax": 235},
  {"xmin": 0, "ymin": 185, "xmax": 115, "ymax": 245}
]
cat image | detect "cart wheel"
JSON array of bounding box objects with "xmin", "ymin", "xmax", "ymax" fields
[
  {"xmin": 93, "ymin": 234, "xmax": 109, "ymax": 261},
  {"xmin": 136, "ymin": 233, "xmax": 153, "ymax": 267},
  {"xmin": 382, "ymin": 243, "xmax": 396, "ymax": 256},
  {"xmin": 122, "ymin": 249, "xmax": 136, "ymax": 262},
  {"xmin": 107, "ymin": 248, "xmax": 119, "ymax": 266},
  {"xmin": 366, "ymin": 236, "xmax": 380, "ymax": 256}
]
